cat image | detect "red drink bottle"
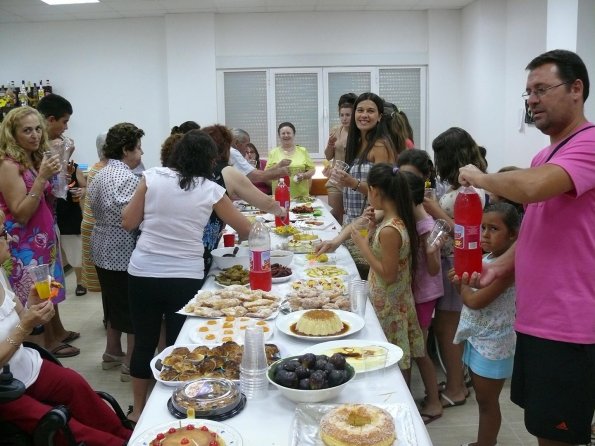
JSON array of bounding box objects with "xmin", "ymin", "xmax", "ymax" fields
[
  {"xmin": 274, "ymin": 178, "xmax": 290, "ymax": 227},
  {"xmin": 249, "ymin": 218, "xmax": 272, "ymax": 291},
  {"xmin": 454, "ymin": 186, "xmax": 483, "ymax": 277}
]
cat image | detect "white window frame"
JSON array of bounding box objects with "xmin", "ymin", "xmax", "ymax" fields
[{"xmin": 217, "ymin": 65, "xmax": 427, "ymax": 159}]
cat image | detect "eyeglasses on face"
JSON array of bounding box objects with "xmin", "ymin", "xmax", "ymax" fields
[
  {"xmin": 0, "ymin": 226, "xmax": 8, "ymax": 241},
  {"xmin": 522, "ymin": 81, "xmax": 572, "ymax": 100}
]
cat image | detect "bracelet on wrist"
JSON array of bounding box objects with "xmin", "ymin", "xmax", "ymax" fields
[
  {"xmin": 16, "ymin": 323, "xmax": 29, "ymax": 335},
  {"xmin": 352, "ymin": 179, "xmax": 361, "ymax": 191},
  {"xmin": 27, "ymin": 192, "xmax": 40, "ymax": 200},
  {"xmin": 6, "ymin": 336, "xmax": 20, "ymax": 347}
]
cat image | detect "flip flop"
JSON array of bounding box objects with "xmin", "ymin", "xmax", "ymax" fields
[
  {"xmin": 440, "ymin": 392, "xmax": 466, "ymax": 408},
  {"xmin": 51, "ymin": 343, "xmax": 80, "ymax": 358},
  {"xmin": 61, "ymin": 331, "xmax": 80, "ymax": 344},
  {"xmin": 420, "ymin": 413, "xmax": 442, "ymax": 425}
]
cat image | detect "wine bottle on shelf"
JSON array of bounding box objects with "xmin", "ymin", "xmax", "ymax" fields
[
  {"xmin": 38, "ymin": 81, "xmax": 45, "ymax": 100},
  {"xmin": 18, "ymin": 81, "xmax": 28, "ymax": 106},
  {"xmin": 45, "ymin": 79, "xmax": 52, "ymax": 95}
]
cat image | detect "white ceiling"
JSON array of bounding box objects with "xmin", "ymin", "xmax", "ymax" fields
[{"xmin": 0, "ymin": 0, "xmax": 475, "ymax": 23}]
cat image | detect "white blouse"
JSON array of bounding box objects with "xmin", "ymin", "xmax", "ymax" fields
[
  {"xmin": 0, "ymin": 271, "xmax": 42, "ymax": 388},
  {"xmin": 127, "ymin": 167, "xmax": 225, "ymax": 279}
]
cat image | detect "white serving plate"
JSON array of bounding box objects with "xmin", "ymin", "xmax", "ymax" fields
[
  {"xmin": 290, "ymin": 403, "xmax": 416, "ymax": 446},
  {"xmin": 132, "ymin": 418, "xmax": 242, "ymax": 446},
  {"xmin": 275, "ymin": 310, "xmax": 364, "ymax": 341},
  {"xmin": 271, "ymin": 273, "xmax": 293, "ymax": 283},
  {"xmin": 149, "ymin": 343, "xmax": 208, "ymax": 387},
  {"xmin": 298, "ymin": 339, "xmax": 403, "ymax": 373},
  {"xmin": 188, "ymin": 318, "xmax": 273, "ymax": 344}
]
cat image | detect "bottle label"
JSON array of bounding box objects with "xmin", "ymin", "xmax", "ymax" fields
[
  {"xmin": 250, "ymin": 250, "xmax": 271, "ymax": 272},
  {"xmin": 454, "ymin": 224, "xmax": 480, "ymax": 250}
]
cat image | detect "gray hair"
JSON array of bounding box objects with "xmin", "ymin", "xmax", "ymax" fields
[
  {"xmin": 231, "ymin": 128, "xmax": 250, "ymax": 144},
  {"xmin": 96, "ymin": 131, "xmax": 107, "ymax": 160}
]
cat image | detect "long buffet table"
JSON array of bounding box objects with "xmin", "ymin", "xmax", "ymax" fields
[{"xmin": 130, "ymin": 199, "xmax": 433, "ymax": 446}]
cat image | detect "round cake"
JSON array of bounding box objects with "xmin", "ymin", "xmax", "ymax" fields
[
  {"xmin": 150, "ymin": 424, "xmax": 224, "ymax": 446},
  {"xmin": 319, "ymin": 404, "xmax": 395, "ymax": 446},
  {"xmin": 296, "ymin": 309, "xmax": 343, "ymax": 336}
]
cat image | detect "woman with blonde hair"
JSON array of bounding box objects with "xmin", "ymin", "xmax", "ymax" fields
[{"xmin": 0, "ymin": 106, "xmax": 78, "ymax": 358}]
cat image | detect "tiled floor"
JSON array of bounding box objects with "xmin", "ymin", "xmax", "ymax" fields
[{"xmin": 57, "ymin": 271, "xmax": 538, "ymax": 445}]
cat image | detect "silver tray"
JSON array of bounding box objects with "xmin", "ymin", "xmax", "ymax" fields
[{"xmin": 290, "ymin": 403, "xmax": 417, "ymax": 446}]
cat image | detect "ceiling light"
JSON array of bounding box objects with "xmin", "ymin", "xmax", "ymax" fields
[{"xmin": 41, "ymin": 0, "xmax": 100, "ymax": 5}]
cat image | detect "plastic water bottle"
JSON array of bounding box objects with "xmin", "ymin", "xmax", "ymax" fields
[
  {"xmin": 240, "ymin": 326, "xmax": 269, "ymax": 399},
  {"xmin": 454, "ymin": 186, "xmax": 483, "ymax": 276},
  {"xmin": 274, "ymin": 178, "xmax": 290, "ymax": 227},
  {"xmin": 249, "ymin": 218, "xmax": 272, "ymax": 291}
]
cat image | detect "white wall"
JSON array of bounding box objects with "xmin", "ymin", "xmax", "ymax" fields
[
  {"xmin": 0, "ymin": 18, "xmax": 168, "ymax": 169},
  {"xmin": 427, "ymin": 9, "xmax": 463, "ymax": 153},
  {"xmin": 214, "ymin": 12, "xmax": 429, "ymax": 69},
  {"xmin": 0, "ymin": 4, "xmax": 591, "ymax": 170},
  {"xmin": 577, "ymin": 0, "xmax": 595, "ymax": 122}
]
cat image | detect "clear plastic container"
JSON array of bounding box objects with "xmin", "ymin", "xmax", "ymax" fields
[{"xmin": 171, "ymin": 378, "xmax": 241, "ymax": 417}]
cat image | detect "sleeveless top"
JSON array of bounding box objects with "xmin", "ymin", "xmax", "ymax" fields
[
  {"xmin": 0, "ymin": 271, "xmax": 42, "ymax": 388},
  {"xmin": 0, "ymin": 158, "xmax": 66, "ymax": 305},
  {"xmin": 128, "ymin": 167, "xmax": 225, "ymax": 279},
  {"xmin": 453, "ymin": 254, "xmax": 516, "ymax": 360}
]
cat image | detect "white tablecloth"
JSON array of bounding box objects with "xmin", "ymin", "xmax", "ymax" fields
[{"xmin": 130, "ymin": 199, "xmax": 433, "ymax": 446}]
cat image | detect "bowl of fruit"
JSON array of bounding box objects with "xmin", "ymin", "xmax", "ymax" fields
[{"xmin": 267, "ymin": 353, "xmax": 355, "ymax": 403}]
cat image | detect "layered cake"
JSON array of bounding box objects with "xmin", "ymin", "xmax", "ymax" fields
[{"xmin": 295, "ymin": 309, "xmax": 343, "ymax": 336}]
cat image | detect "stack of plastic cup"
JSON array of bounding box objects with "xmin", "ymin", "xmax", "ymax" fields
[
  {"xmin": 349, "ymin": 279, "xmax": 369, "ymax": 319},
  {"xmin": 240, "ymin": 326, "xmax": 269, "ymax": 400}
]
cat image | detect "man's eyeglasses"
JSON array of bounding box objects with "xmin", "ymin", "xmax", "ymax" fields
[
  {"xmin": 0, "ymin": 227, "xmax": 8, "ymax": 241},
  {"xmin": 522, "ymin": 81, "xmax": 572, "ymax": 100}
]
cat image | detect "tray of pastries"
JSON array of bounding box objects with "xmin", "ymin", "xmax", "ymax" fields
[
  {"xmin": 179, "ymin": 286, "xmax": 281, "ymax": 319},
  {"xmin": 150, "ymin": 341, "xmax": 281, "ymax": 386}
]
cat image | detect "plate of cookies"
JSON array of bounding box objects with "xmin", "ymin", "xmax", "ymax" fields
[{"xmin": 179, "ymin": 286, "xmax": 281, "ymax": 319}]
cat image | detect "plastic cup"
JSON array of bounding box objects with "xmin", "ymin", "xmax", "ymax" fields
[
  {"xmin": 27, "ymin": 264, "xmax": 52, "ymax": 299},
  {"xmin": 427, "ymin": 219, "xmax": 451, "ymax": 247},
  {"xmin": 327, "ymin": 160, "xmax": 349, "ymax": 186},
  {"xmin": 240, "ymin": 326, "xmax": 269, "ymax": 399},
  {"xmin": 353, "ymin": 216, "xmax": 370, "ymax": 238},
  {"xmin": 363, "ymin": 346, "xmax": 389, "ymax": 392},
  {"xmin": 223, "ymin": 233, "xmax": 235, "ymax": 247},
  {"xmin": 241, "ymin": 326, "xmax": 268, "ymax": 371},
  {"xmin": 349, "ymin": 279, "xmax": 368, "ymax": 318},
  {"xmin": 424, "ymin": 188, "xmax": 437, "ymax": 201}
]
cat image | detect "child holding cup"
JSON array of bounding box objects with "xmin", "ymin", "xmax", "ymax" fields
[{"xmin": 348, "ymin": 164, "xmax": 424, "ymax": 385}]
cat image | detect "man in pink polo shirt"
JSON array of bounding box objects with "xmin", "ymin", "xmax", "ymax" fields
[{"xmin": 458, "ymin": 49, "xmax": 595, "ymax": 446}]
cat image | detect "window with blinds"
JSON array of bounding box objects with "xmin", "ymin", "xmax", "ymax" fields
[
  {"xmin": 273, "ymin": 72, "xmax": 320, "ymax": 155},
  {"xmin": 223, "ymin": 71, "xmax": 268, "ymax": 155},
  {"xmin": 220, "ymin": 66, "xmax": 425, "ymax": 158},
  {"xmin": 379, "ymin": 68, "xmax": 423, "ymax": 148}
]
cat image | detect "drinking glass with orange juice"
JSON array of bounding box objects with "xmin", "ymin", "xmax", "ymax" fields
[
  {"xmin": 353, "ymin": 217, "xmax": 370, "ymax": 238},
  {"xmin": 27, "ymin": 264, "xmax": 52, "ymax": 299}
]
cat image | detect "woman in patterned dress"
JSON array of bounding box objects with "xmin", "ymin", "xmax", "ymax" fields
[
  {"xmin": 0, "ymin": 106, "xmax": 78, "ymax": 357},
  {"xmin": 349, "ymin": 163, "xmax": 424, "ymax": 385}
]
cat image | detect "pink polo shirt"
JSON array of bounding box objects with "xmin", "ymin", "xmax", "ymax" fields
[{"xmin": 515, "ymin": 123, "xmax": 595, "ymax": 344}]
